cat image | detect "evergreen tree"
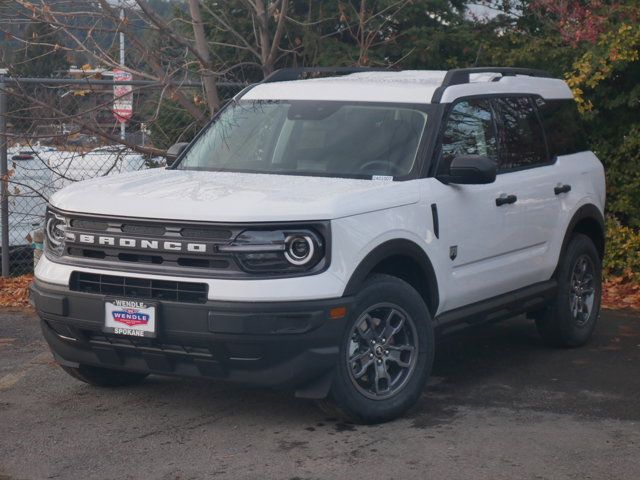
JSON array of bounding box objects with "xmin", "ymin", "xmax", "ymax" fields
[{"xmin": 12, "ymin": 21, "xmax": 69, "ymax": 77}]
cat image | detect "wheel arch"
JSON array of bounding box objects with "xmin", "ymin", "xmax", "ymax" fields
[
  {"xmin": 559, "ymin": 204, "xmax": 605, "ymax": 262},
  {"xmin": 343, "ymin": 239, "xmax": 439, "ymax": 316}
]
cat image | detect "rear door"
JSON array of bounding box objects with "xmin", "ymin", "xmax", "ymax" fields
[{"xmin": 490, "ymin": 96, "xmax": 562, "ymax": 286}]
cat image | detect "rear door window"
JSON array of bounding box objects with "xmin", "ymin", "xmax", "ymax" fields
[{"xmin": 493, "ymin": 97, "xmax": 548, "ymax": 171}]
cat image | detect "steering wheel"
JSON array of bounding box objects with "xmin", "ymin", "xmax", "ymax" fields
[{"xmin": 358, "ymin": 160, "xmax": 402, "ymax": 176}]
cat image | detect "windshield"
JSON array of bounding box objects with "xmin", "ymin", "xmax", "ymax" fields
[{"xmin": 177, "ymin": 100, "xmax": 429, "ymax": 178}]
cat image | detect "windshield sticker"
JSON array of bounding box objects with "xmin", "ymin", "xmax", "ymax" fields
[{"xmin": 372, "ymin": 175, "xmax": 394, "ymax": 181}]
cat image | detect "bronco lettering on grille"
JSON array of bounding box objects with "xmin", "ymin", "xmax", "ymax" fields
[{"xmin": 64, "ymin": 232, "xmax": 211, "ymax": 254}]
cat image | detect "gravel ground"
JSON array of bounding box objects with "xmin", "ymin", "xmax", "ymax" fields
[{"xmin": 1, "ymin": 308, "xmax": 638, "ymax": 480}]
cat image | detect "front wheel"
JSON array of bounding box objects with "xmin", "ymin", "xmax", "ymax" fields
[
  {"xmin": 325, "ymin": 274, "xmax": 434, "ymax": 424},
  {"xmin": 535, "ymin": 233, "xmax": 602, "ymax": 347}
]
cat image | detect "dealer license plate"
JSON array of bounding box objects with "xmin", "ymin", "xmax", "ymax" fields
[{"xmin": 104, "ymin": 299, "xmax": 157, "ymax": 338}]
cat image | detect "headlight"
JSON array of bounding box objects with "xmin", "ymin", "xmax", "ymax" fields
[
  {"xmin": 44, "ymin": 208, "xmax": 68, "ymax": 255},
  {"xmin": 284, "ymin": 235, "xmax": 315, "ymax": 266},
  {"xmin": 219, "ymin": 228, "xmax": 324, "ymax": 273}
]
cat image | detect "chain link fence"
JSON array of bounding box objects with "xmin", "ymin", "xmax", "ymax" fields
[{"xmin": 0, "ymin": 76, "xmax": 243, "ymax": 276}]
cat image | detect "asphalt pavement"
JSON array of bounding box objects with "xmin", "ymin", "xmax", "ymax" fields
[{"xmin": 1, "ymin": 308, "xmax": 639, "ymax": 480}]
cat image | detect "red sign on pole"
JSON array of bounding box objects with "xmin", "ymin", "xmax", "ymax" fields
[{"xmin": 113, "ymin": 69, "xmax": 133, "ymax": 123}]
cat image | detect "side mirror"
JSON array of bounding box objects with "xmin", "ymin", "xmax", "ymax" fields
[
  {"xmin": 439, "ymin": 155, "xmax": 497, "ymax": 185},
  {"xmin": 165, "ymin": 142, "xmax": 189, "ymax": 166}
]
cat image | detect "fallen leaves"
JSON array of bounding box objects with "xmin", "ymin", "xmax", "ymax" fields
[
  {"xmin": 0, "ymin": 275, "xmax": 33, "ymax": 308},
  {"xmin": 602, "ymin": 273, "xmax": 640, "ymax": 310}
]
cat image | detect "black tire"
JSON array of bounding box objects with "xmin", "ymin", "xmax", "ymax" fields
[
  {"xmin": 325, "ymin": 273, "xmax": 434, "ymax": 424},
  {"xmin": 60, "ymin": 364, "xmax": 148, "ymax": 387},
  {"xmin": 535, "ymin": 234, "xmax": 602, "ymax": 347}
]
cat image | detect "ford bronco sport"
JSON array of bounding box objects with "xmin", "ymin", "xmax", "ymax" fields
[{"xmin": 31, "ymin": 67, "xmax": 606, "ymax": 423}]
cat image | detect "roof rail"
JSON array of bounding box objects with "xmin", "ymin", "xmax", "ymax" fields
[
  {"xmin": 432, "ymin": 67, "xmax": 554, "ymax": 103},
  {"xmin": 262, "ymin": 67, "xmax": 387, "ymax": 83}
]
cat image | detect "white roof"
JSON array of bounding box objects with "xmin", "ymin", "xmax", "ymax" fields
[{"xmin": 242, "ymin": 70, "xmax": 573, "ymax": 104}]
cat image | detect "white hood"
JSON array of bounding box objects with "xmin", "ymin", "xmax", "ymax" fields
[{"xmin": 49, "ymin": 169, "xmax": 419, "ymax": 222}]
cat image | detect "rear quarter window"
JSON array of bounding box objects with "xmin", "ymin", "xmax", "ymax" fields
[
  {"xmin": 535, "ymin": 98, "xmax": 589, "ymax": 157},
  {"xmin": 494, "ymin": 96, "xmax": 548, "ymax": 171}
]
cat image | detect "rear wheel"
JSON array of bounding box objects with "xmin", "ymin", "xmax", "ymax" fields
[
  {"xmin": 325, "ymin": 274, "xmax": 434, "ymax": 424},
  {"xmin": 60, "ymin": 364, "xmax": 148, "ymax": 387},
  {"xmin": 535, "ymin": 234, "xmax": 602, "ymax": 347}
]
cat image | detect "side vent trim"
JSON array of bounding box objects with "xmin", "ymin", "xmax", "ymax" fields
[{"xmin": 431, "ymin": 203, "xmax": 439, "ymax": 239}]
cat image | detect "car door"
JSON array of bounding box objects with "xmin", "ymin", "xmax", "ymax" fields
[
  {"xmin": 429, "ymin": 98, "xmax": 521, "ymax": 312},
  {"xmin": 490, "ymin": 96, "xmax": 562, "ymax": 287}
]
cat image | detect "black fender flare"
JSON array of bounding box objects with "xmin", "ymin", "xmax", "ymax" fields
[
  {"xmin": 550, "ymin": 204, "xmax": 605, "ymax": 281},
  {"xmin": 343, "ymin": 238, "xmax": 439, "ymax": 314},
  {"xmin": 560, "ymin": 203, "xmax": 605, "ymax": 259}
]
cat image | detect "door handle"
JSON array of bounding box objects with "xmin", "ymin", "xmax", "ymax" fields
[
  {"xmin": 554, "ymin": 184, "xmax": 572, "ymax": 195},
  {"xmin": 495, "ymin": 194, "xmax": 517, "ymax": 206}
]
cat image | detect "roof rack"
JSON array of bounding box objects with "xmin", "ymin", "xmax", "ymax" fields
[
  {"xmin": 443, "ymin": 67, "xmax": 553, "ymax": 86},
  {"xmin": 262, "ymin": 67, "xmax": 388, "ymax": 83},
  {"xmin": 431, "ymin": 67, "xmax": 554, "ymax": 103}
]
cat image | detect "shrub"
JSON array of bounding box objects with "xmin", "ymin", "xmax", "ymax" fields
[{"xmin": 604, "ymin": 216, "xmax": 640, "ymax": 280}]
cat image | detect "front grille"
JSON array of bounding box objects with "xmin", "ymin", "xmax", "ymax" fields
[
  {"xmin": 181, "ymin": 227, "xmax": 233, "ymax": 240},
  {"xmin": 122, "ymin": 224, "xmax": 166, "ymax": 236},
  {"xmin": 70, "ymin": 271, "xmax": 209, "ymax": 303},
  {"xmin": 68, "ymin": 217, "xmax": 233, "ymax": 240},
  {"xmin": 62, "ymin": 214, "xmax": 244, "ymax": 275},
  {"xmin": 70, "ymin": 218, "xmax": 109, "ymax": 231},
  {"xmin": 53, "ymin": 212, "xmax": 329, "ymax": 278}
]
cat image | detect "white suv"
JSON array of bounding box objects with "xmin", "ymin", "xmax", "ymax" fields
[{"xmin": 31, "ymin": 67, "xmax": 606, "ymax": 423}]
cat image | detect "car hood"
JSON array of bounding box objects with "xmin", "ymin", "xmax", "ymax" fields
[{"xmin": 49, "ymin": 169, "xmax": 420, "ymax": 222}]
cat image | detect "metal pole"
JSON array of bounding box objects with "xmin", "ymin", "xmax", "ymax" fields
[
  {"xmin": 119, "ymin": 5, "xmax": 126, "ymax": 141},
  {"xmin": 119, "ymin": 7, "xmax": 125, "ymax": 67},
  {"xmin": 0, "ymin": 75, "xmax": 10, "ymax": 277}
]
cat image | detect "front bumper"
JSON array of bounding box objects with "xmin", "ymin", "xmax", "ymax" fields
[{"xmin": 31, "ymin": 279, "xmax": 352, "ymax": 393}]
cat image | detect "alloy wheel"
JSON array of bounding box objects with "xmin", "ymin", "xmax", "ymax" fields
[
  {"xmin": 569, "ymin": 254, "xmax": 596, "ymax": 326},
  {"xmin": 346, "ymin": 303, "xmax": 419, "ymax": 400}
]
